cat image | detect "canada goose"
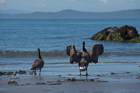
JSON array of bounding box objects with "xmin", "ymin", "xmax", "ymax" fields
[
  {"xmin": 31, "ymin": 48, "xmax": 44, "ymax": 75},
  {"xmin": 67, "ymin": 44, "xmax": 104, "ymax": 75}
]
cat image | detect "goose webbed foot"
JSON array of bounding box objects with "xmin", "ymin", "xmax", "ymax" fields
[
  {"xmin": 80, "ymin": 72, "xmax": 82, "ymax": 76},
  {"xmin": 34, "ymin": 71, "xmax": 37, "ymax": 76},
  {"xmin": 39, "ymin": 69, "xmax": 41, "ymax": 76},
  {"xmin": 86, "ymin": 73, "xmax": 89, "ymax": 76}
]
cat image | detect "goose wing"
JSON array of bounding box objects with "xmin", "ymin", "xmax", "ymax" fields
[
  {"xmin": 31, "ymin": 59, "xmax": 44, "ymax": 70},
  {"xmin": 89, "ymin": 44, "xmax": 104, "ymax": 63},
  {"xmin": 67, "ymin": 45, "xmax": 80, "ymax": 64}
]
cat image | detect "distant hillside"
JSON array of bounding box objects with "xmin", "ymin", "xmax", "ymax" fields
[
  {"xmin": 0, "ymin": 9, "xmax": 30, "ymax": 14},
  {"xmin": 0, "ymin": 9, "xmax": 140, "ymax": 19}
]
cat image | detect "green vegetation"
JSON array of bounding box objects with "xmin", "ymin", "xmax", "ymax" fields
[
  {"xmin": 91, "ymin": 26, "xmax": 140, "ymax": 43},
  {"xmin": 93, "ymin": 32, "xmax": 140, "ymax": 43},
  {"xmin": 95, "ymin": 32, "xmax": 108, "ymax": 40},
  {"xmin": 128, "ymin": 35, "xmax": 140, "ymax": 43}
]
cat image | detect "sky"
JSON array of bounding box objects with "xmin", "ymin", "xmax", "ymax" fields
[{"xmin": 0, "ymin": 0, "xmax": 140, "ymax": 12}]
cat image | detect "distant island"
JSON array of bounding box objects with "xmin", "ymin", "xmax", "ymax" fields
[{"xmin": 0, "ymin": 9, "xmax": 140, "ymax": 19}]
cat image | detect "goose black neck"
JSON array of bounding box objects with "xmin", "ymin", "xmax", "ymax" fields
[
  {"xmin": 83, "ymin": 45, "xmax": 85, "ymax": 50},
  {"xmin": 83, "ymin": 41, "xmax": 85, "ymax": 50},
  {"xmin": 83, "ymin": 41, "xmax": 87, "ymax": 52},
  {"xmin": 38, "ymin": 50, "xmax": 42, "ymax": 59}
]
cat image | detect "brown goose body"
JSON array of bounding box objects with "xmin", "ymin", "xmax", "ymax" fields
[
  {"xmin": 67, "ymin": 43, "xmax": 104, "ymax": 75},
  {"xmin": 31, "ymin": 48, "xmax": 44, "ymax": 75}
]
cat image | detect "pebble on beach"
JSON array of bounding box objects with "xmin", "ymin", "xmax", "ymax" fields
[
  {"xmin": 110, "ymin": 72, "xmax": 116, "ymax": 75},
  {"xmin": 35, "ymin": 82, "xmax": 46, "ymax": 85},
  {"xmin": 7, "ymin": 80, "xmax": 17, "ymax": 85},
  {"xmin": 47, "ymin": 79, "xmax": 61, "ymax": 85},
  {"xmin": 0, "ymin": 70, "xmax": 27, "ymax": 76}
]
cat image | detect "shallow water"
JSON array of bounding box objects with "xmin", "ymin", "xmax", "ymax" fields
[{"xmin": 0, "ymin": 18, "xmax": 140, "ymax": 74}]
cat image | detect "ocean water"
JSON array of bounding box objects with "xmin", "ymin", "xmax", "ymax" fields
[{"xmin": 0, "ymin": 18, "xmax": 140, "ymax": 75}]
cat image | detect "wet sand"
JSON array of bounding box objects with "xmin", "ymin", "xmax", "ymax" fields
[{"xmin": 0, "ymin": 70, "xmax": 140, "ymax": 93}]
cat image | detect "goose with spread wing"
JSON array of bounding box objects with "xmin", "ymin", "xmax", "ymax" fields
[{"xmin": 67, "ymin": 43, "xmax": 104, "ymax": 75}]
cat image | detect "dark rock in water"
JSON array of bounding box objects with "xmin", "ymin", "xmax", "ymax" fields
[
  {"xmin": 0, "ymin": 71, "xmax": 13, "ymax": 76},
  {"xmin": 110, "ymin": 72, "xmax": 116, "ymax": 75},
  {"xmin": 91, "ymin": 25, "xmax": 140, "ymax": 43},
  {"xmin": 65, "ymin": 78, "xmax": 94, "ymax": 82},
  {"xmin": 0, "ymin": 70, "xmax": 27, "ymax": 76},
  {"xmin": 15, "ymin": 70, "xmax": 27, "ymax": 75},
  {"xmin": 18, "ymin": 70, "xmax": 27, "ymax": 75},
  {"xmin": 97, "ymin": 80, "xmax": 108, "ymax": 82},
  {"xmin": 136, "ymin": 76, "xmax": 140, "ymax": 79},
  {"xmin": 47, "ymin": 80, "xmax": 61, "ymax": 85},
  {"xmin": 66, "ymin": 78, "xmax": 76, "ymax": 82},
  {"xmin": 76, "ymin": 79, "xmax": 94, "ymax": 82},
  {"xmin": 35, "ymin": 82, "xmax": 46, "ymax": 85},
  {"xmin": 7, "ymin": 80, "xmax": 17, "ymax": 85},
  {"xmin": 126, "ymin": 72, "xmax": 130, "ymax": 74},
  {"xmin": 10, "ymin": 77, "xmax": 20, "ymax": 79}
]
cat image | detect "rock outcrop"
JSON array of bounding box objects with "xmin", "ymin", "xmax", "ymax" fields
[{"xmin": 91, "ymin": 25, "xmax": 140, "ymax": 43}]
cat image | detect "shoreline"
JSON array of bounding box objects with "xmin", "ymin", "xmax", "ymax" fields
[
  {"xmin": 1, "ymin": 81, "xmax": 140, "ymax": 93},
  {"xmin": 0, "ymin": 69, "xmax": 140, "ymax": 93},
  {"xmin": 0, "ymin": 62, "xmax": 140, "ymax": 93}
]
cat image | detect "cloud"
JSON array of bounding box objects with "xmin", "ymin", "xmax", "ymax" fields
[
  {"xmin": 0, "ymin": 0, "xmax": 5, "ymax": 3},
  {"xmin": 66, "ymin": 0, "xmax": 75, "ymax": 2},
  {"xmin": 69, "ymin": 0, "xmax": 75, "ymax": 1},
  {"xmin": 30, "ymin": 4, "xmax": 46, "ymax": 7},
  {"xmin": 65, "ymin": 0, "xmax": 137, "ymax": 3},
  {"xmin": 120, "ymin": 0, "xmax": 135, "ymax": 1},
  {"xmin": 99, "ymin": 0, "xmax": 136, "ymax": 4},
  {"xmin": 99, "ymin": 0, "xmax": 108, "ymax": 4}
]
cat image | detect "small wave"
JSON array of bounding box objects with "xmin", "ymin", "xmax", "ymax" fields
[
  {"xmin": 0, "ymin": 50, "xmax": 67, "ymax": 58},
  {"xmin": 102, "ymin": 52, "xmax": 140, "ymax": 57},
  {"xmin": 1, "ymin": 50, "xmax": 140, "ymax": 58}
]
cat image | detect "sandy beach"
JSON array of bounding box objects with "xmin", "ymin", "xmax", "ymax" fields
[{"xmin": 0, "ymin": 63, "xmax": 140, "ymax": 93}]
